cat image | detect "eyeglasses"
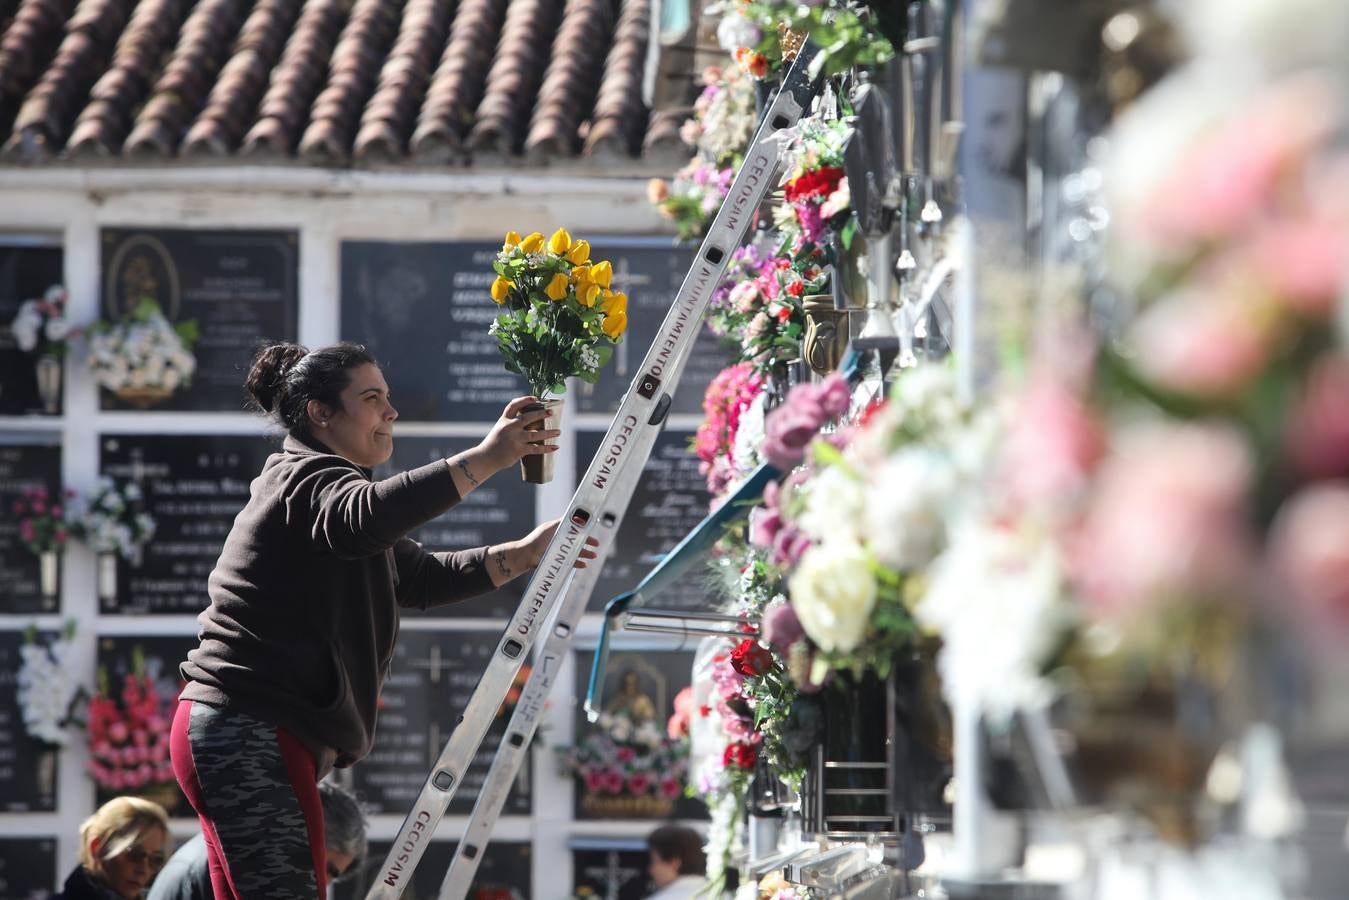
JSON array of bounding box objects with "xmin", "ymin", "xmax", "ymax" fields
[{"xmin": 121, "ymin": 845, "xmax": 167, "ymax": 870}]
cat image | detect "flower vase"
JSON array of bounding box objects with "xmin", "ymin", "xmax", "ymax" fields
[
  {"xmin": 805, "ymin": 669, "xmax": 892, "ymax": 836},
  {"xmin": 802, "ymin": 294, "xmax": 850, "ymax": 377},
  {"xmin": 520, "ymin": 398, "xmax": 563, "ymax": 484},
  {"xmin": 35, "ymin": 354, "xmax": 61, "ymax": 414},
  {"xmin": 113, "ymin": 386, "xmax": 173, "ymax": 408},
  {"xmin": 39, "ymin": 550, "xmax": 59, "ymax": 599},
  {"xmin": 97, "ymin": 551, "xmax": 119, "ymax": 604}
]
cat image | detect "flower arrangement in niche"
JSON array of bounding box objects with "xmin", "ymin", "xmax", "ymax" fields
[
  {"xmin": 9, "ymin": 285, "xmax": 74, "ymax": 358},
  {"xmin": 77, "ymin": 477, "xmax": 155, "ymax": 561},
  {"xmin": 488, "ymin": 229, "xmax": 626, "ymax": 398},
  {"xmin": 695, "ymin": 362, "xmax": 766, "ymax": 497},
  {"xmin": 88, "ymin": 298, "xmax": 199, "ymax": 406},
  {"xmin": 558, "ymin": 708, "xmax": 689, "ymax": 814},
  {"xmin": 731, "ymin": 1, "xmax": 898, "ymax": 79},
  {"xmin": 87, "ymin": 649, "xmax": 179, "ymax": 797},
  {"xmin": 779, "ymin": 117, "xmax": 854, "ymax": 248},
  {"xmin": 11, "ymin": 484, "xmax": 72, "ymax": 556},
  {"xmin": 17, "ymin": 622, "xmax": 85, "ymax": 747}
]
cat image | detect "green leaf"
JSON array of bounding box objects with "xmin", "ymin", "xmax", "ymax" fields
[{"xmin": 840, "ymin": 217, "xmax": 858, "ymax": 250}]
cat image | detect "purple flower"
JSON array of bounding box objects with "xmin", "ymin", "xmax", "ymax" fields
[
  {"xmin": 748, "ymin": 506, "xmax": 782, "ymax": 550},
  {"xmin": 771, "ymin": 527, "xmax": 812, "ymax": 567},
  {"xmin": 761, "ymin": 600, "xmax": 803, "ymax": 652},
  {"xmin": 818, "ymin": 373, "xmax": 851, "ymax": 417}
]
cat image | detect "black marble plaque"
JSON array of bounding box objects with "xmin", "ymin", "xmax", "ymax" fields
[
  {"xmin": 100, "ymin": 434, "xmax": 272, "ymax": 614},
  {"xmin": 0, "ymin": 242, "xmax": 64, "ymax": 416},
  {"xmin": 573, "ymin": 241, "xmax": 732, "ymax": 417},
  {"xmin": 572, "ymin": 845, "xmax": 650, "ymax": 900},
  {"xmin": 334, "ymin": 840, "xmax": 530, "ymax": 900},
  {"xmin": 373, "ymin": 437, "xmax": 536, "ymax": 620},
  {"xmin": 0, "ymin": 836, "xmax": 58, "ymax": 899},
  {"xmin": 574, "ymin": 429, "xmax": 710, "ymax": 612},
  {"xmin": 340, "ymin": 241, "xmax": 529, "ymax": 423},
  {"xmin": 94, "ymin": 635, "xmax": 193, "ymax": 816},
  {"xmin": 573, "ymin": 649, "xmax": 704, "ymax": 821},
  {"xmin": 100, "ymin": 228, "xmax": 299, "ymax": 412},
  {"xmin": 0, "ymin": 438, "xmax": 62, "ymax": 614},
  {"xmin": 0, "ymin": 630, "xmax": 60, "ymax": 812},
  {"xmin": 350, "ymin": 630, "xmax": 531, "ymax": 816}
]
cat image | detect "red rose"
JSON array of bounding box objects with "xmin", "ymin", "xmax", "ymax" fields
[
  {"xmin": 786, "ymin": 279, "xmax": 804, "ymax": 297},
  {"xmin": 784, "ymin": 166, "xmax": 845, "ymax": 203},
  {"xmin": 722, "ymin": 741, "xmax": 759, "ymax": 769},
  {"xmin": 729, "ymin": 639, "xmax": 773, "ymax": 677}
]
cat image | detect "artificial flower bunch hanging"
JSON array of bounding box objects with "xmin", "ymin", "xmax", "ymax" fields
[
  {"xmin": 87, "ymin": 297, "xmax": 198, "ymax": 404},
  {"xmin": 86, "ymin": 652, "xmax": 178, "ymax": 794},
  {"xmin": 11, "ymin": 484, "xmax": 73, "ymax": 557},
  {"xmin": 778, "ymin": 117, "xmax": 853, "ymax": 248},
  {"xmin": 16, "ymin": 621, "xmax": 84, "ymax": 747},
  {"xmin": 694, "ymin": 361, "xmax": 765, "ymax": 496},
  {"xmin": 76, "ymin": 476, "xmax": 155, "ymax": 561},
  {"xmin": 9, "ymin": 285, "xmax": 74, "ymax": 358},
  {"xmin": 488, "ymin": 229, "xmax": 626, "ymax": 398}
]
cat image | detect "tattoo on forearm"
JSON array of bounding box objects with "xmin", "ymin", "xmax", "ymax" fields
[
  {"xmin": 457, "ymin": 458, "xmax": 480, "ymax": 488},
  {"xmin": 495, "ymin": 550, "xmax": 512, "ymax": 581}
]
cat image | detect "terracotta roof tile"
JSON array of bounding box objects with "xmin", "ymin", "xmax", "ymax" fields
[
  {"xmin": 583, "ymin": 0, "xmax": 648, "ymax": 159},
  {"xmin": 66, "ymin": 0, "xmax": 190, "ymax": 157},
  {"xmin": 523, "ymin": 0, "xmax": 615, "ymax": 162},
  {"xmin": 409, "ymin": 0, "xmax": 508, "ymax": 163},
  {"xmin": 0, "ymin": 0, "xmax": 698, "ymax": 167},
  {"xmin": 181, "ymin": 0, "xmax": 304, "ymax": 157},
  {"xmin": 123, "ymin": 0, "xmax": 249, "ymax": 157},
  {"xmin": 466, "ymin": 0, "xmax": 563, "ymax": 159}
]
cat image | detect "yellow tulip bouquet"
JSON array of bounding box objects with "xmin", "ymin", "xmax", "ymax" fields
[{"xmin": 489, "ymin": 229, "xmax": 629, "ymax": 398}]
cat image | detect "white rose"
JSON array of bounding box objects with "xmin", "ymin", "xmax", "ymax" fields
[
  {"xmin": 798, "ymin": 465, "xmax": 866, "ymax": 547},
  {"xmin": 128, "ymin": 369, "xmax": 148, "ymax": 389},
  {"xmin": 161, "ymin": 368, "xmax": 181, "ymax": 391},
  {"xmin": 864, "ymin": 448, "xmax": 956, "ymax": 570},
  {"xmin": 788, "ymin": 542, "xmax": 878, "ymax": 653}
]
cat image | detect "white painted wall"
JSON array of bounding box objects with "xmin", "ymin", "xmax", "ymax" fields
[{"xmin": 0, "ymin": 167, "xmax": 705, "ymax": 896}]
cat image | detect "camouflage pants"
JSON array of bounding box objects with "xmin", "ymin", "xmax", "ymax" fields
[{"xmin": 171, "ymin": 699, "xmax": 329, "ymax": 899}]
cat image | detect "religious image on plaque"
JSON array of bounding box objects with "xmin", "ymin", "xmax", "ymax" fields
[
  {"xmin": 93, "ymin": 636, "xmax": 194, "ymax": 816},
  {"xmin": 0, "ymin": 437, "xmax": 63, "ymax": 613},
  {"xmin": 0, "ymin": 631, "xmax": 64, "ymax": 812},
  {"xmin": 100, "ymin": 229, "xmax": 299, "ymax": 412},
  {"xmin": 0, "ymin": 240, "xmax": 64, "ymax": 416},
  {"xmin": 571, "ymin": 843, "xmax": 650, "ymax": 900},
  {"xmin": 565, "ymin": 649, "xmax": 705, "ymax": 821},
  {"xmin": 574, "ymin": 429, "xmax": 711, "ymax": 612}
]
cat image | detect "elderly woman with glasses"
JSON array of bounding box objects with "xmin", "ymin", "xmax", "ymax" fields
[{"xmin": 54, "ymin": 796, "xmax": 170, "ymax": 899}]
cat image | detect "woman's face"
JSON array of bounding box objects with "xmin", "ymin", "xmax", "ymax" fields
[
  {"xmin": 97, "ymin": 827, "xmax": 167, "ymax": 898},
  {"xmin": 312, "ymin": 363, "xmax": 399, "ymax": 468}
]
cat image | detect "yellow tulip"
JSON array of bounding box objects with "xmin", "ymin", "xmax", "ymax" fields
[
  {"xmin": 490, "ymin": 276, "xmax": 512, "ymax": 303},
  {"xmin": 567, "ymin": 240, "xmax": 591, "ymax": 265},
  {"xmin": 544, "ymin": 272, "xmax": 570, "ymax": 301},
  {"xmin": 579, "ymin": 282, "xmax": 602, "ymax": 307},
  {"xmin": 548, "ymin": 228, "xmax": 572, "ymax": 255},
  {"xmin": 590, "ymin": 259, "xmax": 613, "ymax": 289},
  {"xmin": 519, "ymin": 232, "xmax": 545, "ymax": 254},
  {"xmin": 601, "ymin": 290, "xmax": 627, "ymax": 316},
  {"xmin": 570, "ymin": 264, "xmax": 592, "ymax": 284},
  {"xmin": 502, "ymin": 230, "xmax": 522, "ymax": 250},
  {"xmin": 602, "ymin": 310, "xmax": 627, "ymax": 340}
]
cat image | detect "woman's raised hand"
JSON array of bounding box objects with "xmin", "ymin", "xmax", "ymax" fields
[{"xmin": 478, "ymin": 396, "xmax": 561, "ymax": 471}]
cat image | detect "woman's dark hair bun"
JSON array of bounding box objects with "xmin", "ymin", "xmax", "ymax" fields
[{"xmin": 246, "ymin": 342, "xmax": 308, "ymax": 413}]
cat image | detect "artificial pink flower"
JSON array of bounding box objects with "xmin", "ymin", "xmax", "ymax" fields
[
  {"xmin": 1001, "ymin": 374, "xmax": 1105, "ymax": 511},
  {"xmin": 1069, "ymin": 422, "xmax": 1255, "ymax": 618},
  {"xmin": 660, "ymin": 778, "xmax": 682, "ymax": 799},
  {"xmin": 615, "ymin": 746, "xmax": 636, "ymax": 764},
  {"xmin": 747, "ymin": 506, "xmax": 782, "ymax": 551},
  {"xmin": 1286, "ymin": 354, "xmax": 1349, "ymax": 479},
  {"xmin": 1249, "ymin": 218, "xmax": 1348, "ymax": 318},
  {"xmin": 627, "ymin": 773, "xmax": 653, "ymax": 795},
  {"xmin": 108, "ymin": 721, "xmax": 128, "ymax": 744},
  {"xmin": 770, "ymin": 528, "xmax": 812, "ymax": 567},
  {"xmin": 1270, "ymin": 482, "xmax": 1349, "ymax": 635},
  {"xmin": 760, "ymin": 600, "xmax": 804, "ymax": 653},
  {"xmin": 1130, "ymin": 291, "xmax": 1274, "ymax": 398},
  {"xmin": 585, "ymin": 770, "xmax": 606, "ymax": 792},
  {"xmin": 602, "ymin": 770, "xmax": 625, "ymax": 794}
]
